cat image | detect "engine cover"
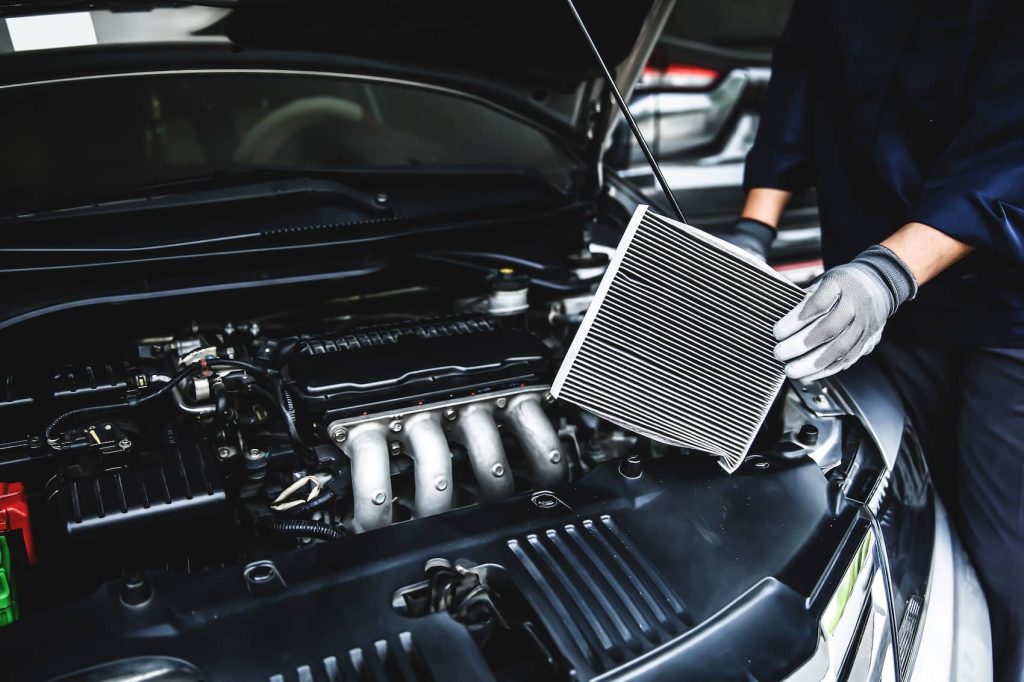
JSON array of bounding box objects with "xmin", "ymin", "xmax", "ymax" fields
[
  {"xmin": 58, "ymin": 423, "xmax": 229, "ymax": 570},
  {"xmin": 284, "ymin": 315, "xmax": 551, "ymax": 420}
]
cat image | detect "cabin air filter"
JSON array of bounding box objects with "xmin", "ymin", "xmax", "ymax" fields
[{"xmin": 552, "ymin": 205, "xmax": 805, "ymax": 472}]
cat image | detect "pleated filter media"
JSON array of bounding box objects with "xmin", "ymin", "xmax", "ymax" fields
[{"xmin": 552, "ymin": 205, "xmax": 805, "ymax": 472}]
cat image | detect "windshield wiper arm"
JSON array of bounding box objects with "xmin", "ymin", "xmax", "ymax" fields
[{"xmin": 3, "ymin": 167, "xmax": 389, "ymax": 222}]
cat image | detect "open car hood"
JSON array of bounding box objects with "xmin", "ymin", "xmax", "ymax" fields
[{"xmin": 0, "ymin": 0, "xmax": 674, "ymax": 150}]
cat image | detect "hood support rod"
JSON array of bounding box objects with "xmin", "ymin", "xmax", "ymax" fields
[{"xmin": 564, "ymin": 0, "xmax": 686, "ymax": 223}]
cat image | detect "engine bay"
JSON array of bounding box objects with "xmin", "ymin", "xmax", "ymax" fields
[
  {"xmin": 0, "ymin": 258, "xmax": 884, "ymax": 681},
  {"xmin": 0, "ymin": 270, "xmax": 643, "ymax": 605}
]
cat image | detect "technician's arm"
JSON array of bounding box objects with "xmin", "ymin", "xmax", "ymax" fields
[
  {"xmin": 773, "ymin": 222, "xmax": 972, "ymax": 381},
  {"xmin": 881, "ymin": 222, "xmax": 973, "ymax": 285},
  {"xmin": 773, "ymin": 0, "xmax": 1024, "ymax": 381},
  {"xmin": 719, "ymin": 0, "xmax": 811, "ymax": 261},
  {"xmin": 716, "ymin": 189, "xmax": 792, "ymax": 260},
  {"xmin": 741, "ymin": 188, "xmax": 791, "ymax": 229}
]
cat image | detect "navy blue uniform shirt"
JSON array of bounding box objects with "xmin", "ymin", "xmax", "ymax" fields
[{"xmin": 744, "ymin": 0, "xmax": 1024, "ymax": 346}]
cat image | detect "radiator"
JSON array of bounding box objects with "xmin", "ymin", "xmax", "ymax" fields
[{"xmin": 552, "ymin": 205, "xmax": 805, "ymax": 472}]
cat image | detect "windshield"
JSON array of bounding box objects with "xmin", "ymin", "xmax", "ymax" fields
[{"xmin": 0, "ymin": 72, "xmax": 574, "ymax": 214}]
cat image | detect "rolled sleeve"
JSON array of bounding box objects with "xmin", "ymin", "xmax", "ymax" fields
[{"xmin": 906, "ymin": 5, "xmax": 1024, "ymax": 263}]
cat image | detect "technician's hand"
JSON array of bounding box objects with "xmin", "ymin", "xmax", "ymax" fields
[
  {"xmin": 717, "ymin": 218, "xmax": 776, "ymax": 261},
  {"xmin": 773, "ymin": 245, "xmax": 917, "ymax": 381}
]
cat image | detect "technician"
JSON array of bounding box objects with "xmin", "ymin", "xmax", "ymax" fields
[{"xmin": 719, "ymin": 0, "xmax": 1024, "ymax": 678}]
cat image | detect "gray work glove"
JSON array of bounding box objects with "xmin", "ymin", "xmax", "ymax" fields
[
  {"xmin": 773, "ymin": 245, "xmax": 917, "ymax": 381},
  {"xmin": 718, "ymin": 218, "xmax": 776, "ymax": 261}
]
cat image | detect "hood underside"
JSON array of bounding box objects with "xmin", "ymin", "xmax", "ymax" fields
[
  {"xmin": 226, "ymin": 0, "xmax": 656, "ymax": 89},
  {"xmin": 0, "ymin": 0, "xmax": 670, "ymax": 145}
]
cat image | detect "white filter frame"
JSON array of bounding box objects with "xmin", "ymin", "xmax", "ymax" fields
[{"xmin": 553, "ymin": 205, "xmax": 804, "ymax": 471}]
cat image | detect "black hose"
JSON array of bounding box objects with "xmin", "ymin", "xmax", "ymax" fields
[
  {"xmin": 275, "ymin": 379, "xmax": 314, "ymax": 466},
  {"xmin": 44, "ymin": 362, "xmax": 202, "ymax": 447},
  {"xmin": 140, "ymin": 363, "xmax": 203, "ymax": 406},
  {"xmin": 209, "ymin": 359, "xmax": 276, "ymax": 378},
  {"xmin": 266, "ymin": 519, "xmax": 346, "ymax": 541}
]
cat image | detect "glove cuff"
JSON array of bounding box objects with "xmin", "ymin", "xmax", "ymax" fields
[
  {"xmin": 733, "ymin": 218, "xmax": 776, "ymax": 251},
  {"xmin": 855, "ymin": 245, "xmax": 919, "ymax": 313}
]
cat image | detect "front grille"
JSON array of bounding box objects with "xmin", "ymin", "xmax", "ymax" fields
[{"xmin": 553, "ymin": 206, "xmax": 803, "ymax": 471}]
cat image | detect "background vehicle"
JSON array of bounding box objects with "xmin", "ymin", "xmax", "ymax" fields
[
  {"xmin": 609, "ymin": 0, "xmax": 823, "ymax": 283},
  {"xmin": 0, "ymin": 3, "xmax": 990, "ymax": 681}
]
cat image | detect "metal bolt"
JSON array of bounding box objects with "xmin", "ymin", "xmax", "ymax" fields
[
  {"xmin": 246, "ymin": 448, "xmax": 265, "ymax": 461},
  {"xmin": 118, "ymin": 438, "xmax": 132, "ymax": 450},
  {"xmin": 217, "ymin": 446, "xmax": 232, "ymax": 460},
  {"xmin": 798, "ymin": 424, "xmax": 820, "ymax": 446},
  {"xmin": 813, "ymin": 394, "xmax": 827, "ymax": 406},
  {"xmin": 424, "ymin": 557, "xmax": 452, "ymax": 572},
  {"xmin": 495, "ymin": 397, "xmax": 508, "ymax": 409},
  {"xmin": 491, "ymin": 463, "xmax": 505, "ymax": 478},
  {"xmin": 375, "ymin": 193, "xmax": 389, "ymax": 205},
  {"xmin": 548, "ymin": 449, "xmax": 562, "ymax": 464},
  {"xmin": 389, "ymin": 421, "xmax": 404, "ymax": 433},
  {"xmin": 434, "ymin": 477, "xmax": 448, "ymax": 492},
  {"xmin": 389, "ymin": 441, "xmax": 402, "ymax": 455},
  {"xmin": 443, "ymin": 407, "xmax": 458, "ymax": 422},
  {"xmin": 543, "ymin": 392, "xmax": 556, "ymax": 405},
  {"xmin": 104, "ymin": 424, "xmax": 113, "ymax": 431},
  {"xmin": 372, "ymin": 491, "xmax": 387, "ymax": 506},
  {"xmin": 329, "ymin": 425, "xmax": 348, "ymax": 443},
  {"xmin": 619, "ymin": 454, "xmax": 642, "ymax": 479},
  {"xmin": 533, "ymin": 493, "xmax": 558, "ymax": 509}
]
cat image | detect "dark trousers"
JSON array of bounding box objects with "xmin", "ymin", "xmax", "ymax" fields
[{"xmin": 875, "ymin": 343, "xmax": 1024, "ymax": 681}]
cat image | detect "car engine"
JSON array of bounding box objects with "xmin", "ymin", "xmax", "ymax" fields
[{"xmin": 0, "ymin": 272, "xmax": 628, "ymax": 600}]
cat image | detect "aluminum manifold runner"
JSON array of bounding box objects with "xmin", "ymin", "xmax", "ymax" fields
[{"xmin": 552, "ymin": 205, "xmax": 804, "ymax": 471}]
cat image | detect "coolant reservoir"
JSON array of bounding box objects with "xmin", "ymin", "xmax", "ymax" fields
[{"xmin": 488, "ymin": 267, "xmax": 530, "ymax": 316}]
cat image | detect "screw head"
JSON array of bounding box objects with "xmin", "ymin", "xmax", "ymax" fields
[
  {"xmin": 118, "ymin": 438, "xmax": 132, "ymax": 450},
  {"xmin": 372, "ymin": 491, "xmax": 387, "ymax": 505},
  {"xmin": 434, "ymin": 477, "xmax": 448, "ymax": 492},
  {"xmin": 548, "ymin": 449, "xmax": 562, "ymax": 464},
  {"xmin": 246, "ymin": 448, "xmax": 265, "ymax": 461},
  {"xmin": 495, "ymin": 397, "xmax": 508, "ymax": 409},
  {"xmin": 543, "ymin": 392, "xmax": 555, "ymax": 405},
  {"xmin": 375, "ymin": 192, "xmax": 389, "ymax": 205},
  {"xmin": 389, "ymin": 441, "xmax": 402, "ymax": 455},
  {"xmin": 491, "ymin": 463, "xmax": 505, "ymax": 478},
  {"xmin": 329, "ymin": 425, "xmax": 348, "ymax": 443},
  {"xmin": 217, "ymin": 446, "xmax": 232, "ymax": 459},
  {"xmin": 443, "ymin": 407, "xmax": 458, "ymax": 422},
  {"xmin": 533, "ymin": 493, "xmax": 558, "ymax": 509},
  {"xmin": 389, "ymin": 421, "xmax": 404, "ymax": 433}
]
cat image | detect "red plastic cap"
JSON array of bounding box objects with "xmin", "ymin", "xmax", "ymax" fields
[{"xmin": 0, "ymin": 482, "xmax": 35, "ymax": 565}]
